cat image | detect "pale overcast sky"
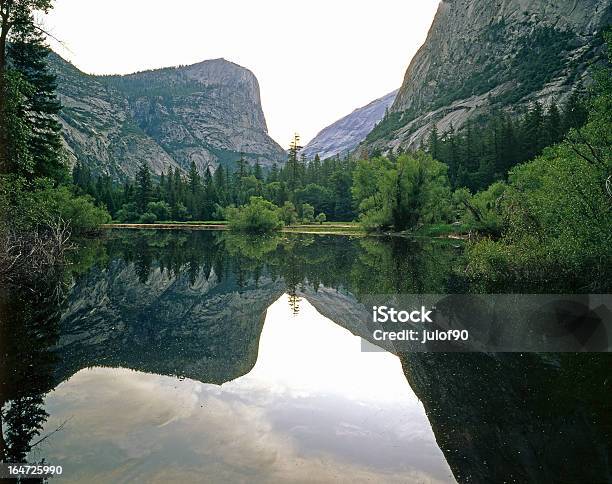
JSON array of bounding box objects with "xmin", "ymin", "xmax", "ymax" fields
[{"xmin": 44, "ymin": 0, "xmax": 439, "ymax": 148}]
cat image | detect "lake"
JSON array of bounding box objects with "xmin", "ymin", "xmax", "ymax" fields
[{"xmin": 0, "ymin": 230, "xmax": 609, "ymax": 483}]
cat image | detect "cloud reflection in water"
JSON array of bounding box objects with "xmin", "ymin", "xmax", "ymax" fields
[{"xmin": 35, "ymin": 295, "xmax": 454, "ymax": 483}]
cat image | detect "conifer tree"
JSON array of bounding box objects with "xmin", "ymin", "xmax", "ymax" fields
[
  {"xmin": 253, "ymin": 161, "xmax": 263, "ymax": 180},
  {"xmin": 188, "ymin": 161, "xmax": 201, "ymax": 194},
  {"xmin": 213, "ymin": 165, "xmax": 227, "ymax": 206},
  {"xmin": 135, "ymin": 162, "xmax": 153, "ymax": 214},
  {"xmin": 8, "ymin": 21, "xmax": 63, "ymax": 180},
  {"xmin": 428, "ymin": 125, "xmax": 440, "ymax": 160},
  {"xmin": 545, "ymin": 101, "xmax": 562, "ymax": 145},
  {"xmin": 286, "ymin": 133, "xmax": 302, "ymax": 194},
  {"xmin": 236, "ymin": 155, "xmax": 247, "ymax": 178},
  {"xmin": 0, "ymin": 0, "xmax": 55, "ymax": 174},
  {"xmin": 267, "ymin": 163, "xmax": 279, "ymax": 183}
]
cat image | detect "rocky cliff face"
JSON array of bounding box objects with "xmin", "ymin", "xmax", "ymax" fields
[
  {"xmin": 50, "ymin": 54, "xmax": 286, "ymax": 180},
  {"xmin": 102, "ymin": 59, "xmax": 286, "ymax": 173},
  {"xmin": 301, "ymin": 90, "xmax": 397, "ymax": 160},
  {"xmin": 362, "ymin": 0, "xmax": 611, "ymax": 155},
  {"xmin": 51, "ymin": 54, "xmax": 183, "ymax": 180}
]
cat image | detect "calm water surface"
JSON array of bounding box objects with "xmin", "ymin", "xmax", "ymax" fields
[
  {"xmin": 1, "ymin": 230, "xmax": 609, "ymax": 483},
  {"xmin": 36, "ymin": 295, "xmax": 453, "ymax": 483}
]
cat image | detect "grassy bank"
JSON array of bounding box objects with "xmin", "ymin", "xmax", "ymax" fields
[
  {"xmin": 411, "ymin": 223, "xmax": 472, "ymax": 238},
  {"xmin": 101, "ymin": 221, "xmax": 366, "ymax": 236},
  {"xmin": 100, "ymin": 221, "xmax": 474, "ymax": 238}
]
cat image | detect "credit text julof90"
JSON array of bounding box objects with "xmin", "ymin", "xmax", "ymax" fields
[{"xmin": 371, "ymin": 306, "xmax": 469, "ymax": 343}]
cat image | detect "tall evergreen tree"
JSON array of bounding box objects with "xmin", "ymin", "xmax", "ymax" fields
[
  {"xmin": 0, "ymin": 0, "xmax": 55, "ymax": 174},
  {"xmin": 267, "ymin": 163, "xmax": 279, "ymax": 183},
  {"xmin": 135, "ymin": 162, "xmax": 153, "ymax": 213},
  {"xmin": 8, "ymin": 21, "xmax": 63, "ymax": 180},
  {"xmin": 188, "ymin": 161, "xmax": 201, "ymax": 194},
  {"xmin": 562, "ymin": 90, "xmax": 588, "ymax": 132},
  {"xmin": 522, "ymin": 101, "xmax": 545, "ymax": 160},
  {"xmin": 428, "ymin": 125, "xmax": 440, "ymax": 160},
  {"xmin": 201, "ymin": 166, "xmax": 217, "ymax": 219},
  {"xmin": 253, "ymin": 161, "xmax": 263, "ymax": 180},
  {"xmin": 545, "ymin": 101, "xmax": 562, "ymax": 145},
  {"xmin": 236, "ymin": 155, "xmax": 247, "ymax": 178},
  {"xmin": 286, "ymin": 133, "xmax": 303, "ymax": 194},
  {"xmin": 213, "ymin": 164, "xmax": 227, "ymax": 206}
]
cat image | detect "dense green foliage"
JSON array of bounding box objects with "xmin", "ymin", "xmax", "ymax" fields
[
  {"xmin": 226, "ymin": 196, "xmax": 283, "ymax": 233},
  {"xmin": 78, "ymin": 151, "xmax": 357, "ymax": 224},
  {"xmin": 0, "ymin": 0, "xmax": 110, "ymax": 466},
  {"xmin": 354, "ymin": 32, "xmax": 611, "ymax": 292},
  {"xmin": 466, "ymin": 45, "xmax": 612, "ymax": 292},
  {"xmin": 8, "ymin": 26, "xmax": 65, "ymax": 181},
  {"xmin": 0, "ymin": 0, "xmax": 109, "ymax": 239},
  {"xmin": 0, "ymin": 176, "xmax": 110, "ymax": 233},
  {"xmin": 352, "ymin": 152, "xmax": 451, "ymax": 231},
  {"xmin": 426, "ymin": 96, "xmax": 588, "ymax": 191}
]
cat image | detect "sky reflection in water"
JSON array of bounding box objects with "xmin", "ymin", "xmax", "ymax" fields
[{"xmin": 35, "ymin": 295, "xmax": 454, "ymax": 483}]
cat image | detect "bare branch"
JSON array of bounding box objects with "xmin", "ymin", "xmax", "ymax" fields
[{"xmin": 30, "ymin": 417, "xmax": 72, "ymax": 448}]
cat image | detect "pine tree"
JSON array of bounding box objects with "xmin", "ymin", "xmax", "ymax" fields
[
  {"xmin": 187, "ymin": 161, "xmax": 201, "ymax": 217},
  {"xmin": 202, "ymin": 167, "xmax": 217, "ymax": 220},
  {"xmin": 253, "ymin": 161, "xmax": 263, "ymax": 180},
  {"xmin": 188, "ymin": 161, "xmax": 201, "ymax": 194},
  {"xmin": 286, "ymin": 133, "xmax": 303, "ymax": 194},
  {"xmin": 159, "ymin": 171, "xmax": 166, "ymax": 199},
  {"xmin": 562, "ymin": 90, "xmax": 588, "ymax": 132},
  {"xmin": 311, "ymin": 154, "xmax": 321, "ymax": 184},
  {"xmin": 213, "ymin": 165, "xmax": 227, "ymax": 206},
  {"xmin": 8, "ymin": 23, "xmax": 64, "ymax": 181},
  {"xmin": 173, "ymin": 166, "xmax": 183, "ymax": 204},
  {"xmin": 522, "ymin": 101, "xmax": 544, "ymax": 159},
  {"xmin": 0, "ymin": 0, "xmax": 55, "ymax": 174},
  {"xmin": 236, "ymin": 155, "xmax": 247, "ymax": 179},
  {"xmin": 267, "ymin": 163, "xmax": 279, "ymax": 183},
  {"xmin": 427, "ymin": 125, "xmax": 440, "ymax": 160},
  {"xmin": 203, "ymin": 166, "xmax": 213, "ymax": 189},
  {"xmin": 135, "ymin": 162, "xmax": 153, "ymax": 213},
  {"xmin": 545, "ymin": 101, "xmax": 562, "ymax": 145}
]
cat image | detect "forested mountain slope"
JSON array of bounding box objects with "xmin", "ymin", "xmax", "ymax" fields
[{"xmin": 361, "ymin": 0, "xmax": 611, "ymax": 155}]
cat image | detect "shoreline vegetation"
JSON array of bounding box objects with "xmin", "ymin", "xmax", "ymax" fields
[
  {"xmin": 0, "ymin": 3, "xmax": 109, "ymax": 290},
  {"xmin": 99, "ymin": 221, "xmax": 472, "ymax": 239},
  {"xmin": 102, "ymin": 223, "xmax": 365, "ymax": 237}
]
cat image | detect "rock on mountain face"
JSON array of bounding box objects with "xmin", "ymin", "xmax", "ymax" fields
[
  {"xmin": 50, "ymin": 54, "xmax": 286, "ymax": 180},
  {"xmin": 102, "ymin": 59, "xmax": 286, "ymax": 172},
  {"xmin": 301, "ymin": 90, "xmax": 397, "ymax": 160},
  {"xmin": 51, "ymin": 54, "xmax": 183, "ymax": 180},
  {"xmin": 361, "ymin": 0, "xmax": 611, "ymax": 155}
]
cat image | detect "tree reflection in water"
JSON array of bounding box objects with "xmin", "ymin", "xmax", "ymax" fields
[{"xmin": 0, "ymin": 263, "xmax": 66, "ymax": 471}]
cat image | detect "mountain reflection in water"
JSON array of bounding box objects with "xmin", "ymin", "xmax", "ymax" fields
[
  {"xmin": 0, "ymin": 230, "xmax": 608, "ymax": 483},
  {"xmin": 35, "ymin": 295, "xmax": 454, "ymax": 483}
]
